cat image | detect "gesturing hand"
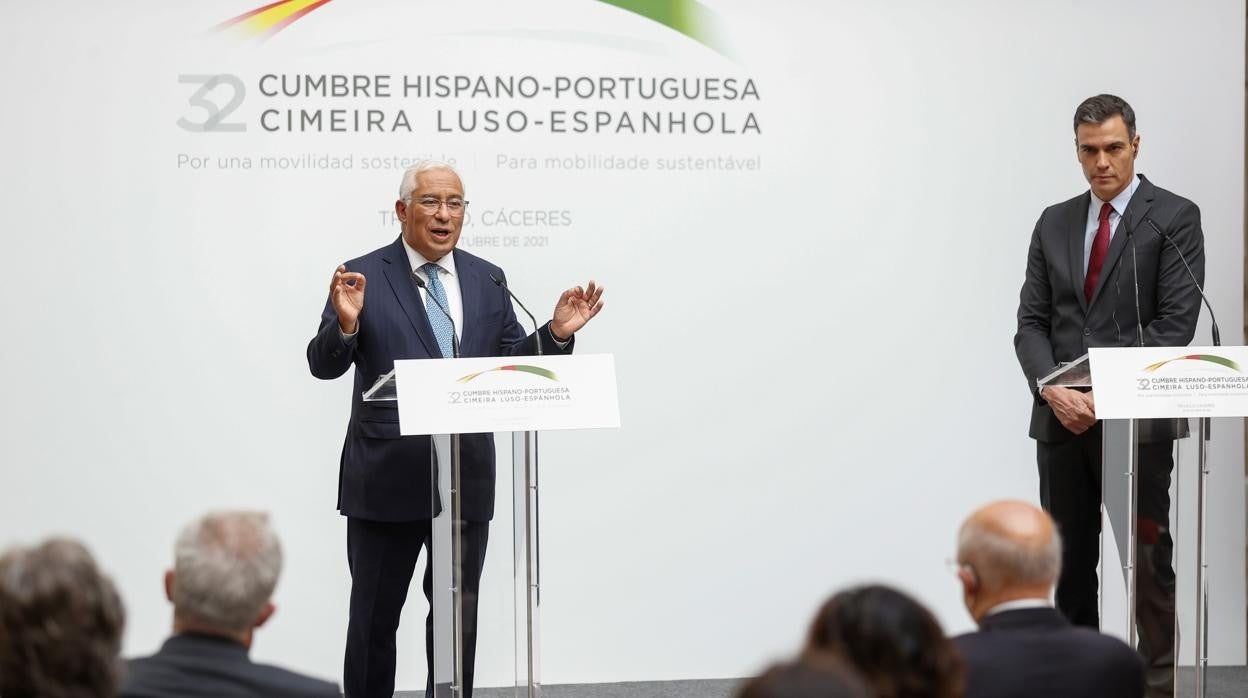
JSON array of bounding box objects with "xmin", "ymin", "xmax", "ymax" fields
[
  {"xmin": 330, "ymin": 264, "xmax": 367, "ymax": 334},
  {"xmin": 550, "ymin": 280, "xmax": 604, "ymax": 340}
]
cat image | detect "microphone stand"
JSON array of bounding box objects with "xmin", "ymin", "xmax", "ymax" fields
[
  {"xmin": 1145, "ymin": 217, "xmax": 1218, "ymax": 698},
  {"xmin": 490, "ymin": 273, "xmax": 543, "ymax": 356},
  {"xmin": 412, "ymin": 269, "xmax": 465, "ymax": 697},
  {"xmin": 487, "ymin": 272, "xmax": 545, "ymax": 695}
]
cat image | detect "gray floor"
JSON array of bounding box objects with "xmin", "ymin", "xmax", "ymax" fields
[
  {"xmin": 400, "ymin": 668, "xmax": 1248, "ymax": 697},
  {"xmin": 1177, "ymin": 667, "xmax": 1248, "ymax": 698}
]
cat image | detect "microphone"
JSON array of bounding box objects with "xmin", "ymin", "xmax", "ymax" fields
[
  {"xmin": 490, "ymin": 273, "xmax": 543, "ymax": 356},
  {"xmin": 411, "ymin": 271, "xmax": 461, "ymax": 358},
  {"xmin": 1125, "ymin": 226, "xmax": 1144, "ymax": 347},
  {"xmin": 1145, "ymin": 218, "xmax": 1220, "ymax": 347}
]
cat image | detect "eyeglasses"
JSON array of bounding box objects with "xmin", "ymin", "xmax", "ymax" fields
[{"xmin": 412, "ymin": 196, "xmax": 469, "ymax": 216}]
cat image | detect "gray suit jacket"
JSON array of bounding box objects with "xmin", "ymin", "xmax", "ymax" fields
[{"xmin": 1014, "ymin": 174, "xmax": 1205, "ymax": 442}]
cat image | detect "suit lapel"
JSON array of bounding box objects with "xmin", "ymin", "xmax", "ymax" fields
[
  {"xmin": 1089, "ymin": 175, "xmax": 1154, "ymax": 307},
  {"xmin": 1066, "ymin": 192, "xmax": 1092, "ymax": 314},
  {"xmin": 454, "ymin": 248, "xmax": 481, "ymax": 354},
  {"xmin": 380, "ymin": 238, "xmax": 439, "ymax": 357},
  {"xmin": 1119, "ymin": 174, "xmax": 1156, "ymax": 251}
]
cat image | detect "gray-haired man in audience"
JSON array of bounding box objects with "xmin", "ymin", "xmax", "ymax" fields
[
  {"xmin": 120, "ymin": 510, "xmax": 341, "ymax": 698},
  {"xmin": 952, "ymin": 499, "xmax": 1144, "ymax": 698}
]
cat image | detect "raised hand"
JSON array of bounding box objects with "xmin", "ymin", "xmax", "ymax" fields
[
  {"xmin": 330, "ymin": 264, "xmax": 367, "ymax": 334},
  {"xmin": 550, "ymin": 280, "xmax": 604, "ymax": 340}
]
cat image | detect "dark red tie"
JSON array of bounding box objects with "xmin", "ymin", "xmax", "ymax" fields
[{"xmin": 1084, "ymin": 202, "xmax": 1113, "ymax": 303}]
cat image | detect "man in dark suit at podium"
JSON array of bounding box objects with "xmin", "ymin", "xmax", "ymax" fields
[
  {"xmin": 1014, "ymin": 94, "xmax": 1204, "ymax": 695},
  {"xmin": 307, "ymin": 160, "xmax": 603, "ymax": 698},
  {"xmin": 953, "ymin": 500, "xmax": 1145, "ymax": 698}
]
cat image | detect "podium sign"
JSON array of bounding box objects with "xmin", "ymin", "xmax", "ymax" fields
[
  {"xmin": 394, "ymin": 353, "xmax": 621, "ymax": 435},
  {"xmin": 1089, "ymin": 346, "xmax": 1248, "ymax": 419}
]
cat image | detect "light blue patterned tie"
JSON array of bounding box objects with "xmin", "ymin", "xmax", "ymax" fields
[{"xmin": 421, "ymin": 262, "xmax": 455, "ymax": 358}]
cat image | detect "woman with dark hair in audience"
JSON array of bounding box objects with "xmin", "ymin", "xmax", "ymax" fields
[
  {"xmin": 0, "ymin": 538, "xmax": 126, "ymax": 698},
  {"xmin": 805, "ymin": 584, "xmax": 963, "ymax": 698},
  {"xmin": 738, "ymin": 656, "xmax": 868, "ymax": 698}
]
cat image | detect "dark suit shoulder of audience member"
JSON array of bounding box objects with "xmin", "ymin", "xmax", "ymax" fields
[
  {"xmin": 955, "ymin": 606, "xmax": 1144, "ymax": 698},
  {"xmin": 738, "ymin": 656, "xmax": 868, "ymax": 698},
  {"xmin": 122, "ymin": 633, "xmax": 340, "ymax": 698},
  {"xmin": 952, "ymin": 500, "xmax": 1145, "ymax": 698},
  {"xmin": 118, "ymin": 510, "xmax": 341, "ymax": 698},
  {"xmin": 806, "ymin": 584, "xmax": 963, "ymax": 698}
]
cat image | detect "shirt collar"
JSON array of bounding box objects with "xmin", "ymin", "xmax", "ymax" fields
[
  {"xmin": 402, "ymin": 237, "xmax": 457, "ymax": 278},
  {"xmin": 1092, "ymin": 173, "xmax": 1140, "ymax": 217},
  {"xmin": 985, "ymin": 597, "xmax": 1052, "ymax": 617}
]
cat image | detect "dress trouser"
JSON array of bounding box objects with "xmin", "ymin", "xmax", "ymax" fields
[
  {"xmin": 1036, "ymin": 422, "xmax": 1175, "ymax": 697},
  {"xmin": 344, "ymin": 516, "xmax": 490, "ymax": 698}
]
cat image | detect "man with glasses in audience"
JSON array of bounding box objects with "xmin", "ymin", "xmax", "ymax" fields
[
  {"xmin": 952, "ymin": 500, "xmax": 1144, "ymax": 698},
  {"xmin": 308, "ymin": 160, "xmax": 603, "ymax": 697}
]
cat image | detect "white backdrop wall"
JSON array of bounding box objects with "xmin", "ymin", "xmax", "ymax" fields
[{"xmin": 0, "ymin": 0, "xmax": 1243, "ymax": 689}]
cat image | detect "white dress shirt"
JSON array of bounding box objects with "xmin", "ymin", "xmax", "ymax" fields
[
  {"xmin": 985, "ymin": 597, "xmax": 1053, "ymax": 617},
  {"xmin": 1083, "ymin": 175, "xmax": 1140, "ymax": 272},
  {"xmin": 404, "ymin": 240, "xmax": 463, "ymax": 342}
]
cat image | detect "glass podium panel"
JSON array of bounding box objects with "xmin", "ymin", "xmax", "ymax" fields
[
  {"xmin": 363, "ymin": 370, "xmax": 543, "ymax": 696},
  {"xmin": 1038, "ymin": 355, "xmax": 1210, "ymax": 698},
  {"xmin": 1037, "ymin": 353, "xmax": 1092, "ymax": 388},
  {"xmin": 363, "ymin": 369, "xmax": 397, "ymax": 402},
  {"xmin": 1171, "ymin": 417, "xmax": 1231, "ymax": 698},
  {"xmin": 1038, "ymin": 354, "xmax": 1246, "ymax": 698},
  {"xmin": 1100, "ymin": 419, "xmax": 1184, "ymax": 698},
  {"xmin": 430, "ymin": 433, "xmax": 461, "ymax": 697},
  {"xmin": 512, "ymin": 432, "xmax": 541, "ymax": 697}
]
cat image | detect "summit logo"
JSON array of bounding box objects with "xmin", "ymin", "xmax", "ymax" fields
[{"xmin": 212, "ymin": 0, "xmax": 730, "ymax": 55}]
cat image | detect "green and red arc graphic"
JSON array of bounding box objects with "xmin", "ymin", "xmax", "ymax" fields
[
  {"xmin": 458, "ymin": 365, "xmax": 560, "ymax": 384},
  {"xmin": 1143, "ymin": 354, "xmax": 1241, "ymax": 373},
  {"xmin": 214, "ymin": 0, "xmax": 724, "ymax": 54}
]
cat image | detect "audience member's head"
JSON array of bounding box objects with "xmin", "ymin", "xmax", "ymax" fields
[
  {"xmin": 166, "ymin": 510, "xmax": 283, "ymax": 648},
  {"xmin": 805, "ymin": 584, "xmax": 963, "ymax": 698},
  {"xmin": 0, "ymin": 538, "xmax": 125, "ymax": 698},
  {"xmin": 955, "ymin": 499, "xmax": 1061, "ymax": 623},
  {"xmin": 738, "ymin": 656, "xmax": 868, "ymax": 698}
]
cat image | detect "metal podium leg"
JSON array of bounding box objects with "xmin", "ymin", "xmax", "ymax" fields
[
  {"xmin": 1102, "ymin": 418, "xmax": 1139, "ymax": 643},
  {"xmin": 432, "ymin": 434, "xmax": 466, "ymax": 697},
  {"xmin": 512, "ymin": 431, "xmax": 541, "ymax": 697},
  {"xmin": 1195, "ymin": 417, "xmax": 1209, "ymax": 698}
]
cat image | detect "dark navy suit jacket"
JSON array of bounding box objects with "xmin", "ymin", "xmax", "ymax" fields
[
  {"xmin": 121, "ymin": 633, "xmax": 341, "ymax": 698},
  {"xmin": 308, "ymin": 239, "xmax": 572, "ymax": 522},
  {"xmin": 955, "ymin": 607, "xmax": 1145, "ymax": 698}
]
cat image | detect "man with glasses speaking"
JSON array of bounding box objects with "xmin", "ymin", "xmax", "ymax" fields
[{"xmin": 307, "ymin": 160, "xmax": 604, "ymax": 698}]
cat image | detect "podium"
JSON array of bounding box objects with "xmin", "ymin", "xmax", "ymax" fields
[
  {"xmin": 1040, "ymin": 347, "xmax": 1247, "ymax": 698},
  {"xmin": 363, "ymin": 354, "xmax": 620, "ymax": 697}
]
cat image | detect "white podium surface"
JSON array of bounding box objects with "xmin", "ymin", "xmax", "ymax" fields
[
  {"xmin": 1089, "ymin": 346, "xmax": 1248, "ymax": 419},
  {"xmin": 394, "ymin": 353, "xmax": 621, "ymax": 436}
]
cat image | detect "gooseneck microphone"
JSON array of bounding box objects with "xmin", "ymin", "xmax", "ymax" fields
[
  {"xmin": 411, "ymin": 271, "xmax": 461, "ymax": 358},
  {"xmin": 1125, "ymin": 226, "xmax": 1145, "ymax": 347},
  {"xmin": 1145, "ymin": 218, "xmax": 1221, "ymax": 347},
  {"xmin": 490, "ymin": 273, "xmax": 544, "ymax": 356}
]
